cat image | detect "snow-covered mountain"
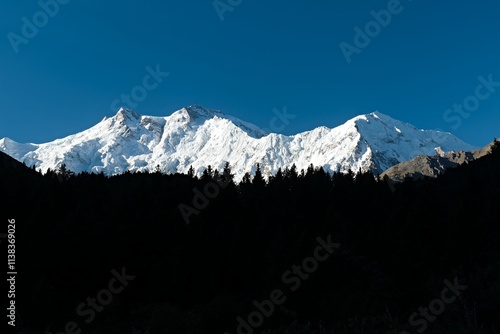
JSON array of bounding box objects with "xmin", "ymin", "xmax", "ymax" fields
[{"xmin": 0, "ymin": 105, "xmax": 476, "ymax": 180}]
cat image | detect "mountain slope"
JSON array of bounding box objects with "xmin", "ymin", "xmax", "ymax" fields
[
  {"xmin": 0, "ymin": 151, "xmax": 34, "ymax": 175},
  {"xmin": 381, "ymin": 140, "xmax": 498, "ymax": 182},
  {"xmin": 0, "ymin": 105, "xmax": 476, "ymax": 180}
]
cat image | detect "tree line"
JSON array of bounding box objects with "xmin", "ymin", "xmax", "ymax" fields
[{"xmin": 1, "ymin": 141, "xmax": 499, "ymax": 333}]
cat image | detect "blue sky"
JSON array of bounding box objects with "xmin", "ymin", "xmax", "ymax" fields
[{"xmin": 1, "ymin": 0, "xmax": 499, "ymax": 147}]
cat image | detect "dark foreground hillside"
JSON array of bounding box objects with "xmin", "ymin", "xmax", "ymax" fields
[{"xmin": 1, "ymin": 142, "xmax": 499, "ymax": 334}]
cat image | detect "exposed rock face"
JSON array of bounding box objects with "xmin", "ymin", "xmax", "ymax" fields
[{"xmin": 381, "ymin": 140, "xmax": 498, "ymax": 182}]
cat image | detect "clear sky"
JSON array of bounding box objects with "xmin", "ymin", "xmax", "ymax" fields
[{"xmin": 1, "ymin": 0, "xmax": 499, "ymax": 147}]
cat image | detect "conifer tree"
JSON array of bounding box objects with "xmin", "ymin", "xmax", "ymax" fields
[
  {"xmin": 252, "ymin": 163, "xmax": 265, "ymax": 187},
  {"xmin": 187, "ymin": 165, "xmax": 195, "ymax": 178}
]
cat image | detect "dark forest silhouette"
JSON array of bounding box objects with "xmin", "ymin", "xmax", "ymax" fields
[{"xmin": 1, "ymin": 141, "xmax": 499, "ymax": 334}]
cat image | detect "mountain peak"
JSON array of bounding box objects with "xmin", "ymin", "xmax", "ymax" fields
[
  {"xmin": 368, "ymin": 111, "xmax": 392, "ymax": 120},
  {"xmin": 177, "ymin": 105, "xmax": 225, "ymax": 121},
  {"xmin": 0, "ymin": 137, "xmax": 38, "ymax": 161},
  {"xmin": 168, "ymin": 105, "xmax": 265, "ymax": 138},
  {"xmin": 115, "ymin": 107, "xmax": 141, "ymax": 121},
  {"xmin": 350, "ymin": 111, "xmax": 399, "ymax": 124}
]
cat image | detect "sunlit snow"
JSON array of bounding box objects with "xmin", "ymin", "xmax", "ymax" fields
[{"xmin": 0, "ymin": 106, "xmax": 476, "ymax": 181}]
